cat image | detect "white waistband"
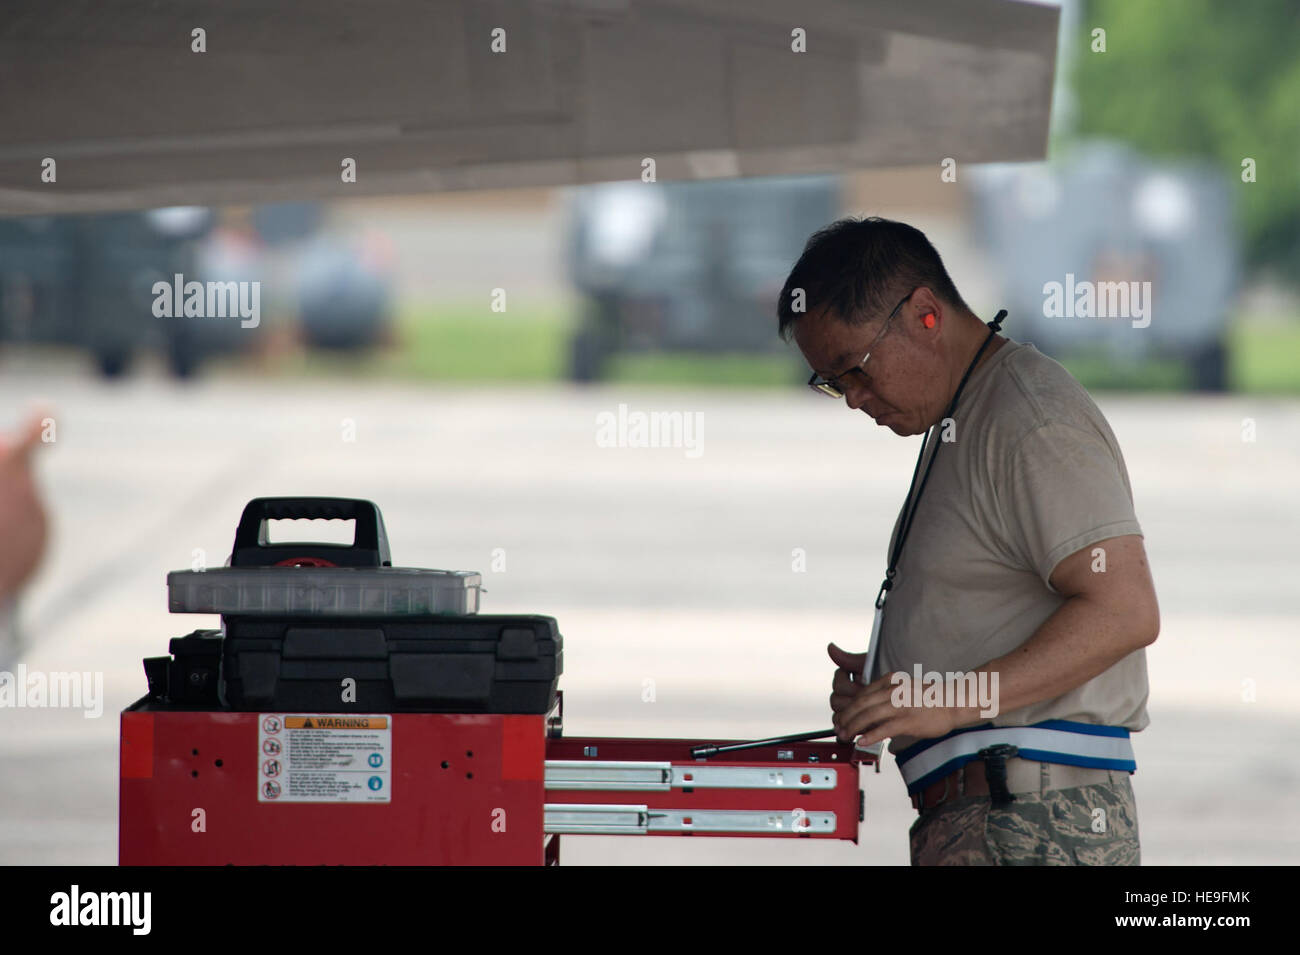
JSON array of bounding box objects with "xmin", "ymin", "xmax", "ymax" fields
[{"xmin": 896, "ymin": 721, "xmax": 1136, "ymax": 795}]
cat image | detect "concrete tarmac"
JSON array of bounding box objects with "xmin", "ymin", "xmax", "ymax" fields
[{"xmin": 1, "ymin": 360, "xmax": 1297, "ymax": 864}]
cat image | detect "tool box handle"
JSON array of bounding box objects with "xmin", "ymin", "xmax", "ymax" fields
[{"xmin": 230, "ymin": 497, "xmax": 392, "ymax": 568}]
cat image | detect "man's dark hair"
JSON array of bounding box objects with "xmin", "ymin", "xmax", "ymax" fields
[{"xmin": 776, "ymin": 216, "xmax": 971, "ymax": 342}]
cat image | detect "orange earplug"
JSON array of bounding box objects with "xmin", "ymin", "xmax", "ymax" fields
[{"xmin": 923, "ymin": 313, "xmax": 936, "ymax": 329}]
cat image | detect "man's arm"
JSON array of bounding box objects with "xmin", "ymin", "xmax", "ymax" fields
[
  {"xmin": 946, "ymin": 533, "xmax": 1158, "ymax": 728},
  {"xmin": 834, "ymin": 534, "xmax": 1159, "ymax": 746},
  {"xmin": 0, "ymin": 413, "xmax": 49, "ymax": 602}
]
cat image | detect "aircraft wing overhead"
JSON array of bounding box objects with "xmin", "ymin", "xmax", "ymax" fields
[{"xmin": 0, "ymin": 0, "xmax": 1059, "ymax": 214}]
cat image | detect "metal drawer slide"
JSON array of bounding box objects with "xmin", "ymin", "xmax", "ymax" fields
[
  {"xmin": 544, "ymin": 803, "xmax": 837, "ymax": 835},
  {"xmin": 544, "ymin": 760, "xmax": 837, "ymax": 791}
]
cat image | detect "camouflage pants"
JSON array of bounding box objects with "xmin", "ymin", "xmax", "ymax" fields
[{"xmin": 909, "ymin": 770, "xmax": 1140, "ymax": 866}]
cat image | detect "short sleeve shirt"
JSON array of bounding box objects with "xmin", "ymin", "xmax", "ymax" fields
[{"xmin": 873, "ymin": 338, "xmax": 1150, "ymax": 755}]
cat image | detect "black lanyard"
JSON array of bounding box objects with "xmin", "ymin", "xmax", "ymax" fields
[{"xmin": 874, "ymin": 310, "xmax": 1007, "ymax": 610}]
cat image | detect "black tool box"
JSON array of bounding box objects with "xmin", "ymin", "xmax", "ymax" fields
[
  {"xmin": 146, "ymin": 497, "xmax": 562, "ymax": 714},
  {"xmin": 219, "ymin": 613, "xmax": 561, "ymax": 713}
]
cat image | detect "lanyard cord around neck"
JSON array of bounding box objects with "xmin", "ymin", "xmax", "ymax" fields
[{"xmin": 874, "ymin": 310, "xmax": 1007, "ymax": 610}]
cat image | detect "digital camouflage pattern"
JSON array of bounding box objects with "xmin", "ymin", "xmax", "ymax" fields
[{"xmin": 909, "ymin": 773, "xmax": 1140, "ymax": 866}]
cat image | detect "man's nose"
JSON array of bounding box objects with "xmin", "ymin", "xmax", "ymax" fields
[{"xmin": 843, "ymin": 379, "xmax": 872, "ymax": 411}]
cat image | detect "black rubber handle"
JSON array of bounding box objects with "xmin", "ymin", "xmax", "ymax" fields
[{"xmin": 230, "ymin": 497, "xmax": 392, "ymax": 568}]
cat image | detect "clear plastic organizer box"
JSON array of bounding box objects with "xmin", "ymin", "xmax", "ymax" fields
[{"xmin": 167, "ymin": 567, "xmax": 482, "ymax": 616}]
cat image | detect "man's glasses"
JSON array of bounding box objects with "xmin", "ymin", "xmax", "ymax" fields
[{"xmin": 807, "ymin": 289, "xmax": 916, "ymax": 398}]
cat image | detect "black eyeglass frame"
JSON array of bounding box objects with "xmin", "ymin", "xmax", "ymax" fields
[{"xmin": 807, "ymin": 288, "xmax": 917, "ymax": 398}]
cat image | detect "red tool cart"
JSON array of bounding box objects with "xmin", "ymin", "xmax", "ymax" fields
[
  {"xmin": 119, "ymin": 498, "xmax": 873, "ymax": 865},
  {"xmin": 120, "ymin": 694, "xmax": 872, "ymax": 865}
]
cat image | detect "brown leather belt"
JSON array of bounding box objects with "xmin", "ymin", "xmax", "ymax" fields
[{"xmin": 910, "ymin": 758, "xmax": 1118, "ymax": 812}]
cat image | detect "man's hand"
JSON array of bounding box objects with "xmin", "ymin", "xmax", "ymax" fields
[
  {"xmin": 0, "ymin": 413, "xmax": 50, "ymax": 601},
  {"xmin": 828, "ymin": 642, "xmax": 867, "ymax": 721},
  {"xmin": 828, "ymin": 642, "xmax": 959, "ymax": 747}
]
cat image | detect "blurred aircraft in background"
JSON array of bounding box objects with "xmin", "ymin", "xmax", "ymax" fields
[
  {"xmin": 0, "ymin": 0, "xmax": 1059, "ymax": 379},
  {"xmin": 967, "ymin": 141, "xmax": 1238, "ymax": 391},
  {"xmin": 0, "ymin": 204, "xmax": 395, "ymax": 377},
  {"xmin": 0, "ymin": 0, "xmax": 1058, "ymax": 215},
  {"xmin": 563, "ymin": 176, "xmax": 839, "ymax": 381}
]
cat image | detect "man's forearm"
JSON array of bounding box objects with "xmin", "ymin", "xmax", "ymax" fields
[{"xmin": 948, "ymin": 594, "xmax": 1156, "ymax": 728}]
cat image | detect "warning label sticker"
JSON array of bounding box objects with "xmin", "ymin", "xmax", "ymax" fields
[{"xmin": 257, "ymin": 713, "xmax": 392, "ymax": 803}]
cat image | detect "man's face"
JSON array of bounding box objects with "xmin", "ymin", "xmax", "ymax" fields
[{"xmin": 793, "ymin": 298, "xmax": 944, "ymax": 437}]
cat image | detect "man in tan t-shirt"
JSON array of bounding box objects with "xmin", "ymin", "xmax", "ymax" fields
[{"xmin": 777, "ymin": 216, "xmax": 1159, "ymax": 865}]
